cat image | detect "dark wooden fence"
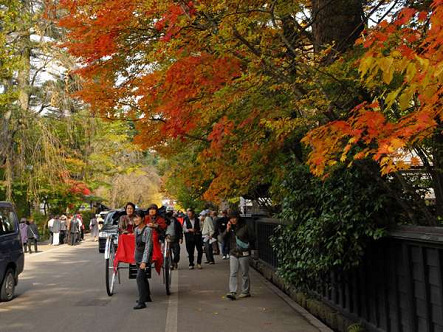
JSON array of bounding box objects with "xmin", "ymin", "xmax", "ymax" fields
[{"xmin": 251, "ymin": 218, "xmax": 443, "ymax": 332}]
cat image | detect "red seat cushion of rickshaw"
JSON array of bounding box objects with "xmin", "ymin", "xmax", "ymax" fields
[
  {"xmin": 114, "ymin": 233, "xmax": 163, "ymax": 275},
  {"xmin": 114, "ymin": 234, "xmax": 136, "ymax": 269}
]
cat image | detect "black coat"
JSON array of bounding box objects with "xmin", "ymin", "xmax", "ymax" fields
[
  {"xmin": 183, "ymin": 216, "xmax": 201, "ymax": 242},
  {"xmin": 222, "ymin": 219, "xmax": 255, "ymax": 258},
  {"xmin": 27, "ymin": 223, "xmax": 39, "ymax": 239}
]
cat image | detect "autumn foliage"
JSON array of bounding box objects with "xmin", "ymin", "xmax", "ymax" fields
[
  {"xmin": 58, "ymin": 0, "xmax": 443, "ymax": 220},
  {"xmin": 304, "ymin": 2, "xmax": 443, "ymax": 176}
]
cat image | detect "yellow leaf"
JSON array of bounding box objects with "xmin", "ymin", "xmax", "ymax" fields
[
  {"xmin": 385, "ymin": 88, "xmax": 402, "ymax": 109},
  {"xmin": 398, "ymin": 90, "xmax": 412, "ymax": 110},
  {"xmin": 405, "ymin": 63, "xmax": 417, "ymax": 81},
  {"xmin": 360, "ymin": 56, "xmax": 375, "ymax": 77},
  {"xmin": 382, "ymin": 67, "xmax": 394, "ymax": 85},
  {"xmin": 434, "ymin": 62, "xmax": 443, "ymax": 81},
  {"xmin": 415, "ymin": 55, "xmax": 429, "ymax": 71},
  {"xmin": 378, "ymin": 57, "xmax": 394, "ymax": 72}
]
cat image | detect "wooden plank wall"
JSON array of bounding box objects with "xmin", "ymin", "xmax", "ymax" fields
[
  {"xmin": 321, "ymin": 239, "xmax": 443, "ymax": 332},
  {"xmin": 253, "ymin": 219, "xmax": 443, "ymax": 332}
]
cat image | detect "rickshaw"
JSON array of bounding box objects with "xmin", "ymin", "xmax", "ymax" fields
[{"xmin": 100, "ymin": 209, "xmax": 173, "ymax": 296}]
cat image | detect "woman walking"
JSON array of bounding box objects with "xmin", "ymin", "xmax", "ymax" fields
[
  {"xmin": 89, "ymin": 215, "xmax": 99, "ymax": 241},
  {"xmin": 19, "ymin": 218, "xmax": 28, "ymax": 253}
]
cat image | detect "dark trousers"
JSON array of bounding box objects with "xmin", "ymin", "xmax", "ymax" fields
[
  {"xmin": 171, "ymin": 241, "xmax": 181, "ymax": 264},
  {"xmin": 136, "ymin": 264, "xmax": 151, "ymax": 303},
  {"xmin": 49, "ymin": 231, "xmax": 53, "ymax": 245},
  {"xmin": 212, "ymin": 241, "xmax": 219, "ymax": 255},
  {"xmin": 28, "ymin": 238, "xmax": 38, "ymax": 253},
  {"xmin": 185, "ymin": 237, "xmax": 203, "ymax": 266},
  {"xmin": 70, "ymin": 233, "xmax": 77, "ymax": 245},
  {"xmin": 204, "ymin": 240, "xmax": 214, "ymax": 263},
  {"xmin": 60, "ymin": 231, "xmax": 66, "ymax": 244}
]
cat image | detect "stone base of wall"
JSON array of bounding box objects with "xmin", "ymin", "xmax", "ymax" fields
[{"xmin": 251, "ymin": 258, "xmax": 363, "ymax": 332}]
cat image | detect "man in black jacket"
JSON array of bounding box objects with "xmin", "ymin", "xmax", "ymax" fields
[
  {"xmin": 222, "ymin": 211, "xmax": 255, "ymax": 300},
  {"xmin": 27, "ymin": 219, "xmax": 39, "ymax": 253},
  {"xmin": 183, "ymin": 208, "xmax": 203, "ymax": 269}
]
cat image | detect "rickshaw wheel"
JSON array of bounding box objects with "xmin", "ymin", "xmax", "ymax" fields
[{"xmin": 106, "ymin": 243, "xmax": 117, "ymax": 296}]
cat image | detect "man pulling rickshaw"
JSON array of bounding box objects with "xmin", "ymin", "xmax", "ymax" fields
[{"xmin": 103, "ymin": 202, "xmax": 172, "ymax": 307}]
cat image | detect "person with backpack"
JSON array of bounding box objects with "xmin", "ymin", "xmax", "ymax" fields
[
  {"xmin": 27, "ymin": 219, "xmax": 39, "ymax": 253},
  {"xmin": 223, "ymin": 211, "xmax": 256, "ymax": 300}
]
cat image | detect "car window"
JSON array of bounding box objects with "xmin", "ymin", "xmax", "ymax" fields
[{"xmin": 0, "ymin": 207, "xmax": 18, "ymax": 235}]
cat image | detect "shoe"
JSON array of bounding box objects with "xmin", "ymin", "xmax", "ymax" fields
[
  {"xmin": 204, "ymin": 261, "xmax": 210, "ymax": 264},
  {"xmin": 189, "ymin": 265, "xmax": 194, "ymax": 270},
  {"xmin": 226, "ymin": 292, "xmax": 236, "ymax": 300},
  {"xmin": 209, "ymin": 261, "xmax": 215, "ymax": 264},
  {"xmin": 197, "ymin": 264, "xmax": 202, "ymax": 269},
  {"xmin": 227, "ymin": 254, "xmax": 230, "ymax": 258},
  {"xmin": 222, "ymin": 255, "xmax": 226, "ymax": 259},
  {"xmin": 133, "ymin": 303, "xmax": 146, "ymax": 310},
  {"xmin": 238, "ymin": 293, "xmax": 251, "ymax": 298}
]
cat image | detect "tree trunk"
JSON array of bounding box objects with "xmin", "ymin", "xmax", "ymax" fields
[{"xmin": 311, "ymin": 0, "xmax": 364, "ymax": 55}]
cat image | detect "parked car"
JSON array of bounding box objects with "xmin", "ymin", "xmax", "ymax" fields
[
  {"xmin": 0, "ymin": 202, "xmax": 24, "ymax": 301},
  {"xmin": 98, "ymin": 209, "xmax": 124, "ymax": 253}
]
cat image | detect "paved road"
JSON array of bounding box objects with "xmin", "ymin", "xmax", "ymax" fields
[{"xmin": 0, "ymin": 238, "xmax": 330, "ymax": 332}]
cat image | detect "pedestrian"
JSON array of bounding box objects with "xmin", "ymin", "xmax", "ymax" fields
[
  {"xmin": 47, "ymin": 216, "xmax": 54, "ymax": 245},
  {"xmin": 78, "ymin": 214, "xmax": 84, "ymax": 241},
  {"xmin": 69, "ymin": 215, "xmax": 80, "ymax": 245},
  {"xmin": 27, "ymin": 219, "xmax": 39, "ymax": 253},
  {"xmin": 119, "ymin": 202, "xmax": 136, "ymax": 234},
  {"xmin": 210, "ymin": 210, "xmax": 219, "ymax": 255},
  {"xmin": 183, "ymin": 208, "xmax": 203, "ymax": 270},
  {"xmin": 201, "ymin": 211, "xmax": 215, "ymax": 264},
  {"xmin": 19, "ymin": 218, "xmax": 28, "ymax": 253},
  {"xmin": 216, "ymin": 210, "xmax": 230, "ymax": 259},
  {"xmin": 60, "ymin": 215, "xmax": 67, "ymax": 244},
  {"xmin": 165, "ymin": 206, "xmax": 183, "ymax": 269},
  {"xmin": 89, "ymin": 215, "xmax": 99, "ymax": 241},
  {"xmin": 66, "ymin": 214, "xmax": 72, "ymax": 244},
  {"xmin": 52, "ymin": 216, "xmax": 61, "ymax": 245},
  {"xmin": 223, "ymin": 211, "xmax": 255, "ymax": 300},
  {"xmin": 97, "ymin": 214, "xmax": 104, "ymax": 231},
  {"xmin": 133, "ymin": 210, "xmax": 153, "ymax": 310}
]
